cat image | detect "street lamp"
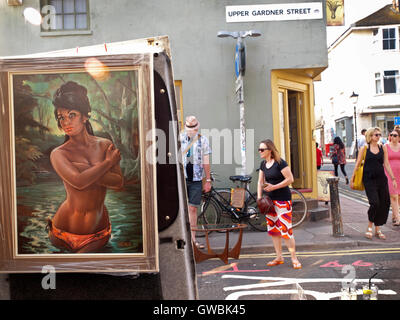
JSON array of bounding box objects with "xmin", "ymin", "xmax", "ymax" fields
[
  {"xmin": 217, "ymin": 30, "xmax": 261, "ymax": 175},
  {"xmin": 350, "ymin": 91, "xmax": 359, "ymax": 158}
]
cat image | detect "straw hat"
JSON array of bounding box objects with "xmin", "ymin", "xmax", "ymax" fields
[{"xmin": 185, "ymin": 116, "xmax": 200, "ymax": 136}]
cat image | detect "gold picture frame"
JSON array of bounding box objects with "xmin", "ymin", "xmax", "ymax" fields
[{"xmin": 0, "ymin": 54, "xmax": 158, "ymax": 273}]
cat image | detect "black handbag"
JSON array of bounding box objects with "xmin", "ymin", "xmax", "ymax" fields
[
  {"xmin": 331, "ymin": 153, "xmax": 338, "ymax": 165},
  {"xmin": 257, "ymin": 195, "xmax": 274, "ymax": 215}
]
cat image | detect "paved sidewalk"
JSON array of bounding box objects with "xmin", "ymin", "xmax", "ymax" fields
[{"xmin": 202, "ymin": 194, "xmax": 400, "ymax": 255}]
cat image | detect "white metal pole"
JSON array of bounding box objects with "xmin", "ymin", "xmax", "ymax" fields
[{"xmin": 236, "ymin": 74, "xmax": 246, "ymax": 175}]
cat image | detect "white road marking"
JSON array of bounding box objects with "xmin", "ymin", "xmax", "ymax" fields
[{"xmin": 221, "ymin": 275, "xmax": 396, "ymax": 300}]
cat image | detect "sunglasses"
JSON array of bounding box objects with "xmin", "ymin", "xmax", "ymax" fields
[
  {"xmin": 390, "ymin": 133, "xmax": 399, "ymax": 137},
  {"xmin": 374, "ymin": 133, "xmax": 382, "ymax": 137},
  {"xmin": 258, "ymin": 148, "xmax": 269, "ymax": 152}
]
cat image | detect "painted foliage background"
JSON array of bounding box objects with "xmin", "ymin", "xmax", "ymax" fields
[{"xmin": 13, "ymin": 69, "xmax": 143, "ymax": 254}]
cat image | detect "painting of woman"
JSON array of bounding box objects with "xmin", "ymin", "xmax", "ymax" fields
[{"xmin": 48, "ymin": 81, "xmax": 123, "ymax": 253}]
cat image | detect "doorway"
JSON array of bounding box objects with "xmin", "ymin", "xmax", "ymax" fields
[
  {"xmin": 288, "ymin": 90, "xmax": 304, "ymax": 188},
  {"xmin": 271, "ymin": 68, "xmax": 322, "ymax": 198},
  {"xmin": 272, "ymin": 70, "xmax": 314, "ymax": 192}
]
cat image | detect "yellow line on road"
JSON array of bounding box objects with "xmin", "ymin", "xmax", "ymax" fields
[
  {"xmin": 293, "ymin": 250, "xmax": 400, "ymax": 258},
  {"xmin": 240, "ymin": 247, "xmax": 400, "ymax": 259},
  {"xmin": 298, "ymin": 247, "xmax": 400, "ymax": 254}
]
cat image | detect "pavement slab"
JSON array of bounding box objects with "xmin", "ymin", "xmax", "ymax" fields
[{"xmin": 200, "ymin": 194, "xmax": 400, "ymax": 256}]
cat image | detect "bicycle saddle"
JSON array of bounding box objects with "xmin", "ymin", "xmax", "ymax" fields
[{"xmin": 229, "ymin": 175, "xmax": 252, "ymax": 183}]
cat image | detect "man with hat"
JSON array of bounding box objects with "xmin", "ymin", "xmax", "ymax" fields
[{"xmin": 180, "ymin": 116, "xmax": 212, "ymax": 249}]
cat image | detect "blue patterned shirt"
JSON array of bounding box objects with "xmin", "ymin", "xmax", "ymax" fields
[{"xmin": 180, "ymin": 132, "xmax": 211, "ymax": 181}]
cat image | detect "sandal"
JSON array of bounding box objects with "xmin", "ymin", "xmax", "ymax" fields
[
  {"xmin": 292, "ymin": 260, "xmax": 302, "ymax": 270},
  {"xmin": 375, "ymin": 230, "xmax": 386, "ymax": 240},
  {"xmin": 365, "ymin": 227, "xmax": 373, "ymax": 239},
  {"xmin": 267, "ymin": 259, "xmax": 284, "ymax": 267},
  {"xmin": 393, "ymin": 219, "xmax": 400, "ymax": 226}
]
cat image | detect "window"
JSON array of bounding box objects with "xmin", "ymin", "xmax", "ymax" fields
[
  {"xmin": 376, "ymin": 117, "xmax": 395, "ymax": 133},
  {"xmin": 384, "ymin": 70, "xmax": 400, "ymax": 93},
  {"xmin": 375, "ymin": 70, "xmax": 400, "ymax": 94},
  {"xmin": 382, "ymin": 27, "xmax": 397, "ymax": 50},
  {"xmin": 41, "ymin": 0, "xmax": 89, "ymax": 31},
  {"xmin": 375, "ymin": 72, "xmax": 382, "ymax": 94}
]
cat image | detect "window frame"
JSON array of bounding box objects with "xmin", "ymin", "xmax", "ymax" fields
[
  {"xmin": 375, "ymin": 70, "xmax": 400, "ymax": 95},
  {"xmin": 40, "ymin": 0, "xmax": 92, "ymax": 36},
  {"xmin": 382, "ymin": 27, "xmax": 397, "ymax": 50},
  {"xmin": 375, "ymin": 72, "xmax": 383, "ymax": 94}
]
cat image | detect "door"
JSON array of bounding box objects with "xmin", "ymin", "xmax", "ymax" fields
[
  {"xmin": 288, "ymin": 90, "xmax": 304, "ymax": 188},
  {"xmin": 271, "ymin": 70, "xmax": 315, "ymax": 195}
]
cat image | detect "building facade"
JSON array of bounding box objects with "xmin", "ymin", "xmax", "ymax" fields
[
  {"xmin": 1, "ymin": 0, "xmax": 328, "ymax": 198},
  {"xmin": 315, "ymin": 2, "xmax": 400, "ymax": 157}
]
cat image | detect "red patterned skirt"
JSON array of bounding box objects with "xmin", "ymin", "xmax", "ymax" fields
[{"xmin": 265, "ymin": 200, "xmax": 293, "ymax": 239}]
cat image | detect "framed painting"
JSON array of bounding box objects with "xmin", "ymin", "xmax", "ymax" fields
[{"xmin": 0, "ymin": 54, "xmax": 158, "ymax": 272}]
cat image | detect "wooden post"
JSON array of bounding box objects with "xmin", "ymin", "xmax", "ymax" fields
[{"xmin": 326, "ymin": 177, "xmax": 344, "ymax": 237}]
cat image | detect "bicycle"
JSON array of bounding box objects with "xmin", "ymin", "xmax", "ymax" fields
[{"xmin": 197, "ymin": 173, "xmax": 308, "ymax": 234}]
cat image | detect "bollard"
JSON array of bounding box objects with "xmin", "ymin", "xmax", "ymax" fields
[{"xmin": 326, "ymin": 177, "xmax": 344, "ymax": 237}]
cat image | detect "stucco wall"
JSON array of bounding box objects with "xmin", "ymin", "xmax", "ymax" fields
[{"xmin": 0, "ymin": 0, "xmax": 327, "ymax": 183}]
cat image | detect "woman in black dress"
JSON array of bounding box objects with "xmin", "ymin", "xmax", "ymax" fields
[
  {"xmin": 350, "ymin": 127, "xmax": 397, "ymax": 240},
  {"xmin": 257, "ymin": 139, "xmax": 301, "ymax": 269}
]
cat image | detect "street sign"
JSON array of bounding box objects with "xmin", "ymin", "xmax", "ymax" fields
[
  {"xmin": 226, "ymin": 2, "xmax": 323, "ymax": 23},
  {"xmin": 395, "ymin": 116, "xmax": 400, "ymax": 125}
]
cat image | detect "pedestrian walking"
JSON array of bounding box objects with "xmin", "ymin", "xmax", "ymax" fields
[
  {"xmin": 389, "ymin": 125, "xmax": 400, "ymax": 143},
  {"xmin": 316, "ymin": 142, "xmax": 323, "ymax": 170},
  {"xmin": 257, "ymin": 139, "xmax": 301, "ymax": 269},
  {"xmin": 350, "ymin": 127, "xmax": 397, "ymax": 240},
  {"xmin": 180, "ymin": 116, "xmax": 212, "ymax": 249},
  {"xmin": 357, "ymin": 129, "xmax": 367, "ymax": 149},
  {"xmin": 331, "ymin": 136, "xmax": 349, "ymax": 184},
  {"xmin": 385, "ymin": 128, "xmax": 400, "ymax": 226}
]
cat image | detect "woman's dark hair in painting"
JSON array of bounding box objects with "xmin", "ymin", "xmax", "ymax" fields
[
  {"xmin": 333, "ymin": 136, "xmax": 345, "ymax": 149},
  {"xmin": 52, "ymin": 81, "xmax": 94, "ymax": 136}
]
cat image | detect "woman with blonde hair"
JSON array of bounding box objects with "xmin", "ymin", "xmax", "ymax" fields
[
  {"xmin": 350, "ymin": 127, "xmax": 397, "ymax": 240},
  {"xmin": 384, "ymin": 127, "xmax": 400, "ymax": 226},
  {"xmin": 257, "ymin": 139, "xmax": 301, "ymax": 269}
]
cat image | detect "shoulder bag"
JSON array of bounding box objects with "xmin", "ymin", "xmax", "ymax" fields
[
  {"xmin": 257, "ymin": 195, "xmax": 274, "ymax": 215},
  {"xmin": 352, "ymin": 146, "xmax": 367, "ymax": 191},
  {"xmin": 331, "ymin": 153, "xmax": 339, "ymax": 165},
  {"xmin": 257, "ymin": 177, "xmax": 275, "ymax": 214}
]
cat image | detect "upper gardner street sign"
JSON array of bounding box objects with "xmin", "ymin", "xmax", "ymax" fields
[{"xmin": 226, "ymin": 2, "xmax": 323, "ymax": 23}]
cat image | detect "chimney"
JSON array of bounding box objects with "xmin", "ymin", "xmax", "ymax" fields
[{"xmin": 393, "ymin": 0, "xmax": 400, "ymax": 12}]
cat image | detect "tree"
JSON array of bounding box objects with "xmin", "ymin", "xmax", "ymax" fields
[{"xmin": 13, "ymin": 77, "xmax": 47, "ymax": 185}]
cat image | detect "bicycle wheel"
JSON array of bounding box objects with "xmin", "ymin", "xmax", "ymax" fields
[
  {"xmin": 213, "ymin": 189, "xmax": 237, "ymax": 227},
  {"xmin": 290, "ymin": 188, "xmax": 308, "ymax": 228},
  {"xmin": 246, "ymin": 193, "xmax": 268, "ymax": 232},
  {"xmin": 197, "ymin": 195, "xmax": 220, "ymax": 237}
]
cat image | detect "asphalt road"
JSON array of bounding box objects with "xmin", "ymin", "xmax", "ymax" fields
[
  {"xmin": 196, "ymin": 160, "xmax": 400, "ymax": 301},
  {"xmin": 196, "ymin": 246, "xmax": 400, "ymax": 300}
]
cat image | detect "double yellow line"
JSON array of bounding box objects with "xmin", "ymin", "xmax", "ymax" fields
[{"xmin": 240, "ymin": 247, "xmax": 400, "ymax": 259}]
